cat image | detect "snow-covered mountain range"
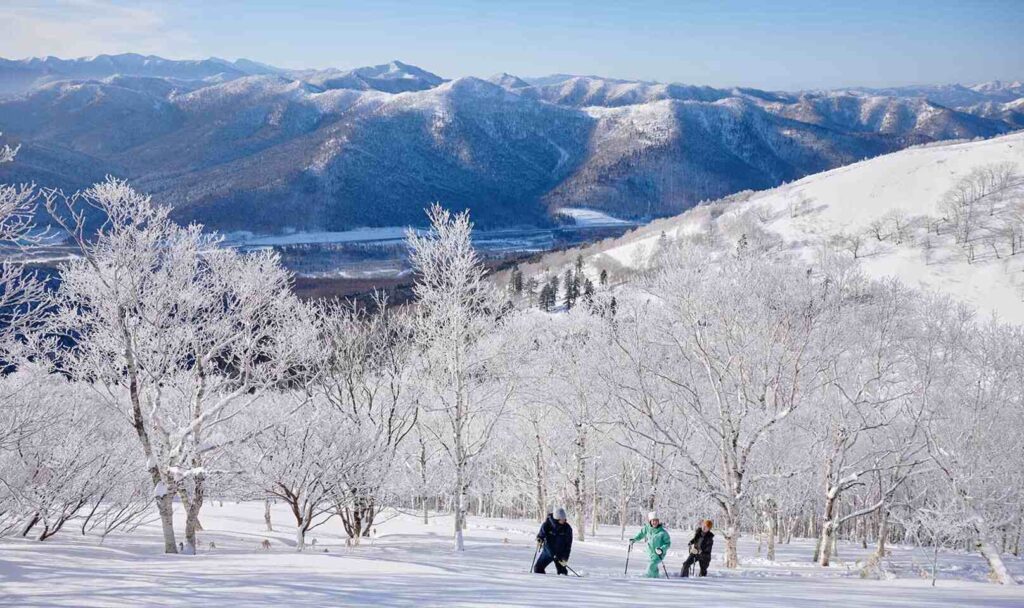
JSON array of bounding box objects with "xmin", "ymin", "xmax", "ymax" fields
[{"xmin": 0, "ymin": 54, "xmax": 1020, "ymax": 232}]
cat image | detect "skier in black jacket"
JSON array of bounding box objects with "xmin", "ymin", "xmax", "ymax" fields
[
  {"xmin": 534, "ymin": 508, "xmax": 573, "ymax": 575},
  {"xmin": 681, "ymin": 519, "xmax": 714, "ymax": 577},
  {"xmin": 680, "ymin": 524, "xmax": 703, "ymax": 577}
]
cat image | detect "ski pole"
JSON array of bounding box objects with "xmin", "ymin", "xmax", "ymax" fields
[
  {"xmin": 661, "ymin": 561, "xmax": 670, "ymax": 579},
  {"xmin": 560, "ymin": 561, "xmax": 582, "ymax": 578},
  {"xmin": 529, "ymin": 541, "xmax": 541, "ymax": 573},
  {"xmin": 624, "ymin": 541, "xmax": 633, "ymax": 575}
]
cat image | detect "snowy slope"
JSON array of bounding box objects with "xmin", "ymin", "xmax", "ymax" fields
[
  {"xmin": 594, "ymin": 132, "xmax": 1024, "ymax": 322},
  {"xmin": 2, "ymin": 501, "xmax": 1022, "ymax": 607}
]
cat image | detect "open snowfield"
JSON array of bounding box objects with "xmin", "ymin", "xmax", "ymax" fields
[
  {"xmin": 595, "ymin": 132, "xmax": 1024, "ymax": 322},
  {"xmin": 2, "ymin": 502, "xmax": 1022, "ymax": 607}
]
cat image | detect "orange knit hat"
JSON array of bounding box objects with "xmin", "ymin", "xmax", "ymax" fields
[{"xmin": 704, "ymin": 519, "xmax": 714, "ymax": 528}]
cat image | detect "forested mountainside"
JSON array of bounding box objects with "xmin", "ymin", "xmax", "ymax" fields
[{"xmin": 0, "ymin": 54, "xmax": 1018, "ymax": 231}]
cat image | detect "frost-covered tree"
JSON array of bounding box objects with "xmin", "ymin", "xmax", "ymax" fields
[
  {"xmin": 314, "ymin": 298, "xmax": 417, "ymax": 543},
  {"xmin": 891, "ymin": 481, "xmax": 972, "ymax": 586},
  {"xmin": 407, "ymin": 204, "xmax": 513, "ymax": 551},
  {"xmin": 531, "ymin": 309, "xmax": 608, "ymax": 540},
  {"xmin": 813, "ymin": 280, "xmax": 928, "ymax": 567},
  {"xmin": 608, "ymin": 244, "xmax": 840, "ymax": 568},
  {"xmin": 941, "ymin": 163, "xmax": 1023, "ymax": 248},
  {"xmin": 920, "ymin": 297, "xmax": 1024, "ymax": 585},
  {"xmin": 238, "ymin": 393, "xmax": 375, "ymax": 551},
  {"xmin": 45, "ymin": 179, "xmax": 317, "ymax": 554},
  {"xmin": 0, "ymin": 365, "xmax": 143, "ymax": 541},
  {"xmin": 0, "ymin": 135, "xmax": 48, "ymax": 363},
  {"xmin": 501, "ymin": 313, "xmax": 561, "ymax": 522}
]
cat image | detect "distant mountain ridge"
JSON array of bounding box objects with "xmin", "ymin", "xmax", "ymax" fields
[
  {"xmin": 0, "ymin": 54, "xmax": 255, "ymax": 95},
  {"xmin": 0, "ymin": 53, "xmax": 1020, "ymax": 232}
]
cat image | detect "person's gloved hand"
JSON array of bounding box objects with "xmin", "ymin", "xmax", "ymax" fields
[
  {"xmin": 629, "ymin": 539, "xmax": 635, "ymax": 547},
  {"xmin": 655, "ymin": 548, "xmax": 664, "ymax": 557}
]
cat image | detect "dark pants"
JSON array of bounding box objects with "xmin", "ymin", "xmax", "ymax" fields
[
  {"xmin": 681, "ymin": 553, "xmax": 711, "ymax": 577},
  {"xmin": 534, "ymin": 549, "xmax": 568, "ymax": 575}
]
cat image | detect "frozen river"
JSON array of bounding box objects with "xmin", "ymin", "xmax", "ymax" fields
[{"xmin": 222, "ymin": 209, "xmax": 638, "ymax": 279}]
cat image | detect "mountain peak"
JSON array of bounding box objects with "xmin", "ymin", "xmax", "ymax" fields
[
  {"xmin": 444, "ymin": 76, "xmax": 505, "ymax": 93},
  {"xmin": 387, "ymin": 59, "xmax": 415, "ymax": 70},
  {"xmin": 299, "ymin": 61, "xmax": 445, "ymax": 94},
  {"xmin": 489, "ymin": 72, "xmax": 530, "ymax": 89}
]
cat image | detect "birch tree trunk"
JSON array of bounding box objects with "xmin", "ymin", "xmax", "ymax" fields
[
  {"xmin": 591, "ymin": 462, "xmax": 599, "ymax": 538},
  {"xmin": 719, "ymin": 429, "xmax": 743, "ymax": 569},
  {"xmin": 875, "ymin": 509, "xmax": 888, "ymax": 558},
  {"xmin": 295, "ymin": 519, "xmax": 307, "ymax": 552},
  {"xmin": 819, "ymin": 489, "xmax": 838, "ymax": 567},
  {"xmin": 966, "ymin": 505, "xmax": 1017, "ymax": 585},
  {"xmin": 155, "ymin": 492, "xmax": 177, "ymax": 554},
  {"xmin": 618, "ymin": 467, "xmax": 629, "ymax": 540},
  {"xmin": 573, "ymin": 426, "xmax": 587, "ymax": 542},
  {"xmin": 183, "ymin": 478, "xmax": 204, "ymax": 555},
  {"xmin": 534, "ymin": 431, "xmax": 546, "ymax": 522},
  {"xmin": 453, "ymin": 387, "xmax": 467, "ymax": 551},
  {"xmin": 418, "ymin": 433, "xmax": 430, "ymax": 525},
  {"xmin": 722, "ymin": 502, "xmax": 741, "ymax": 569},
  {"xmin": 453, "ymin": 478, "xmax": 466, "ymax": 551}
]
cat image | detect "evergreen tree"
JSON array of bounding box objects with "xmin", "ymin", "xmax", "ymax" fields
[
  {"xmin": 564, "ymin": 270, "xmax": 578, "ymax": 310},
  {"xmin": 510, "ymin": 266, "xmax": 524, "ymax": 294},
  {"xmin": 539, "ymin": 275, "xmax": 559, "ymax": 311},
  {"xmin": 525, "ymin": 277, "xmax": 539, "ymax": 306},
  {"xmin": 538, "ymin": 283, "xmax": 553, "ymax": 311},
  {"xmin": 583, "ymin": 278, "xmax": 595, "ymax": 306},
  {"xmin": 736, "ymin": 233, "xmax": 749, "ymax": 256}
]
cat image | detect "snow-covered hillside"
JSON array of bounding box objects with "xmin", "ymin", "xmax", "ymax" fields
[
  {"xmin": 590, "ymin": 132, "xmax": 1024, "ymax": 322},
  {"xmin": 5, "ymin": 144, "xmax": 1024, "ymax": 606}
]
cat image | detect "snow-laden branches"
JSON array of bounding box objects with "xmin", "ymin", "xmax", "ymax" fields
[
  {"xmin": 45, "ymin": 178, "xmax": 318, "ymax": 554},
  {"xmin": 407, "ymin": 204, "xmax": 515, "ymax": 551},
  {"xmin": 312, "ymin": 297, "xmax": 417, "ymax": 542}
]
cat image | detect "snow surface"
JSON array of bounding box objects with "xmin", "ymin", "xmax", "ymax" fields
[
  {"xmin": 598, "ymin": 132, "xmax": 1024, "ymax": 322},
  {"xmin": 1, "ymin": 502, "xmax": 1022, "ymax": 607},
  {"xmin": 556, "ymin": 207, "xmax": 635, "ymax": 227}
]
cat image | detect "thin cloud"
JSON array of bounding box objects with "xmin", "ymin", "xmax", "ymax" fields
[{"xmin": 0, "ymin": 1, "xmax": 197, "ymax": 59}]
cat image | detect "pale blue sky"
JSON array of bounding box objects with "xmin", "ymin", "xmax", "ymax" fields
[{"xmin": 3, "ymin": 0, "xmax": 1022, "ymax": 90}]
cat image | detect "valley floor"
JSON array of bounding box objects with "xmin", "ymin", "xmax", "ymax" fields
[{"xmin": 2, "ymin": 502, "xmax": 1023, "ymax": 607}]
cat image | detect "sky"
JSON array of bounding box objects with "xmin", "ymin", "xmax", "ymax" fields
[{"xmin": 2, "ymin": 0, "xmax": 1022, "ymax": 90}]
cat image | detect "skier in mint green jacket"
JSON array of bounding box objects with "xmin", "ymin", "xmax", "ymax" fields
[{"xmin": 630, "ymin": 511, "xmax": 671, "ymax": 578}]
